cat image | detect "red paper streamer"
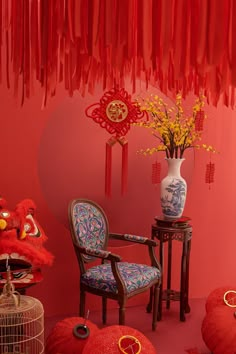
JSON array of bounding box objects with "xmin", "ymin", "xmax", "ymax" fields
[
  {"xmin": 1, "ymin": 1, "xmax": 236, "ymax": 107},
  {"xmin": 205, "ymin": 162, "xmax": 215, "ymax": 185}
]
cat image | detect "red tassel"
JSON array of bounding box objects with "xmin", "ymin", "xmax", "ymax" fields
[
  {"xmin": 152, "ymin": 162, "xmax": 161, "ymax": 184},
  {"xmin": 105, "ymin": 141, "xmax": 113, "ymax": 198},
  {"xmin": 121, "ymin": 140, "xmax": 128, "ymax": 195},
  {"xmin": 195, "ymin": 110, "xmax": 205, "ymax": 131},
  {"xmin": 105, "ymin": 136, "xmax": 129, "ymax": 197},
  {"xmin": 205, "ymin": 162, "xmax": 215, "ymax": 185}
]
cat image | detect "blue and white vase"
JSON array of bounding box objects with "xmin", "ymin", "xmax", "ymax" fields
[{"xmin": 160, "ymin": 158, "xmax": 187, "ymax": 219}]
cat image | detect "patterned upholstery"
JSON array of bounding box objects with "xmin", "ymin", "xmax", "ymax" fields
[
  {"xmin": 81, "ymin": 262, "xmax": 161, "ymax": 294},
  {"xmin": 72, "ymin": 202, "xmax": 107, "ymax": 250}
]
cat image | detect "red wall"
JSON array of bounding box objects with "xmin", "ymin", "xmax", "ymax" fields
[{"xmin": 0, "ymin": 80, "xmax": 235, "ymax": 317}]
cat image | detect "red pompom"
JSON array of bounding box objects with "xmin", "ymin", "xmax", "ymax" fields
[
  {"xmin": 82, "ymin": 325, "xmax": 157, "ymax": 354},
  {"xmin": 45, "ymin": 317, "xmax": 99, "ymax": 354}
]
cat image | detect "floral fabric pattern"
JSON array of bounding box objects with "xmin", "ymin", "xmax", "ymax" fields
[
  {"xmin": 81, "ymin": 262, "xmax": 160, "ymax": 294},
  {"xmin": 72, "ymin": 202, "xmax": 107, "ymax": 250},
  {"xmin": 124, "ymin": 234, "xmax": 147, "ymax": 243},
  {"xmin": 85, "ymin": 247, "xmax": 111, "ymax": 258}
]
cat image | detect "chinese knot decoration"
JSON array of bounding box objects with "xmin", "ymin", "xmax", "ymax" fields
[{"xmin": 85, "ymin": 88, "xmax": 145, "ymax": 196}]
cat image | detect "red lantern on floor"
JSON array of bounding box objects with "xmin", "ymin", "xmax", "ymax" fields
[
  {"xmin": 45, "ymin": 317, "xmax": 99, "ymax": 354},
  {"xmin": 82, "ymin": 325, "xmax": 157, "ymax": 354},
  {"xmin": 202, "ymin": 306, "xmax": 236, "ymax": 354},
  {"xmin": 205, "ymin": 286, "xmax": 236, "ymax": 313}
]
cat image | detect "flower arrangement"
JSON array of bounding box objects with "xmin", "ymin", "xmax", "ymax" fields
[{"xmin": 134, "ymin": 93, "xmax": 216, "ymax": 159}]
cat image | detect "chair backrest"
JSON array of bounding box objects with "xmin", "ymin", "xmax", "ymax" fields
[{"xmin": 68, "ymin": 199, "xmax": 109, "ymax": 264}]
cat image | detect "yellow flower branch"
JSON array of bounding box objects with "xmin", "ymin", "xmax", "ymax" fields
[{"xmin": 133, "ymin": 93, "xmax": 217, "ymax": 159}]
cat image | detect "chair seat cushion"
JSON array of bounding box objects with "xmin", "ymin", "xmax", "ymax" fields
[{"xmin": 81, "ymin": 262, "xmax": 160, "ymax": 294}]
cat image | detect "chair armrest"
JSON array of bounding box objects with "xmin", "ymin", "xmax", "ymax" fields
[
  {"xmin": 109, "ymin": 233, "xmax": 157, "ymax": 247},
  {"xmin": 109, "ymin": 233, "xmax": 161, "ymax": 272},
  {"xmin": 79, "ymin": 246, "xmax": 121, "ymax": 262}
]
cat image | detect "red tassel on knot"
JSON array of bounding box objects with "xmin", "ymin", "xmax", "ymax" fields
[
  {"xmin": 152, "ymin": 162, "xmax": 161, "ymax": 184},
  {"xmin": 205, "ymin": 162, "xmax": 215, "ymax": 186},
  {"xmin": 195, "ymin": 110, "xmax": 205, "ymax": 131}
]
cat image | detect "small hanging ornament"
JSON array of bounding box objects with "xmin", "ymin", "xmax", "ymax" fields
[
  {"xmin": 85, "ymin": 88, "xmax": 145, "ymax": 197},
  {"xmin": 205, "ymin": 161, "xmax": 215, "ymax": 187},
  {"xmin": 195, "ymin": 110, "xmax": 205, "ymax": 131},
  {"xmin": 151, "ymin": 161, "xmax": 161, "ymax": 185}
]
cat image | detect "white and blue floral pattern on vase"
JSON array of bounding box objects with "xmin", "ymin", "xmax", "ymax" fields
[{"xmin": 160, "ymin": 158, "xmax": 187, "ymax": 219}]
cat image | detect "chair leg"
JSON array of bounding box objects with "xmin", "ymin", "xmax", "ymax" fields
[
  {"xmin": 102, "ymin": 297, "xmax": 107, "ymax": 324},
  {"xmin": 152, "ymin": 284, "xmax": 160, "ymax": 331},
  {"xmin": 119, "ymin": 302, "xmax": 125, "ymax": 325},
  {"xmin": 79, "ymin": 290, "xmax": 85, "ymax": 318}
]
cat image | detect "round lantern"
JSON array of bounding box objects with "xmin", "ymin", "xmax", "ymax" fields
[
  {"xmin": 205, "ymin": 286, "xmax": 236, "ymax": 313},
  {"xmin": 45, "ymin": 317, "xmax": 99, "ymax": 354},
  {"xmin": 82, "ymin": 325, "xmax": 157, "ymax": 354},
  {"xmin": 202, "ymin": 306, "xmax": 236, "ymax": 354}
]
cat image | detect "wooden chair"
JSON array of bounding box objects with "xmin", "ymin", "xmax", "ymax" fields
[{"xmin": 68, "ymin": 198, "xmax": 162, "ymax": 330}]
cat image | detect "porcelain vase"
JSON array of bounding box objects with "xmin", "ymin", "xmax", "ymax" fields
[{"xmin": 160, "ymin": 158, "xmax": 187, "ymax": 219}]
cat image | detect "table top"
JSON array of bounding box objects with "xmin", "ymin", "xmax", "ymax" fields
[{"xmin": 154, "ymin": 216, "xmax": 192, "ymax": 229}]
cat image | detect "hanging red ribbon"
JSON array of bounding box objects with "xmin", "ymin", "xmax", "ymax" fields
[{"xmin": 1, "ymin": 1, "xmax": 236, "ymax": 107}]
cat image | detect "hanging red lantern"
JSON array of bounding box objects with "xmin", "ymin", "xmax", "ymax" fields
[{"xmin": 85, "ymin": 88, "xmax": 145, "ymax": 196}]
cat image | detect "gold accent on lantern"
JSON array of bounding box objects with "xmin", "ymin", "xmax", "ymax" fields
[{"xmin": 223, "ymin": 290, "xmax": 236, "ymax": 307}]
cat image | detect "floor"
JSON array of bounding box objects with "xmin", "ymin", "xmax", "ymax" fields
[{"xmin": 45, "ymin": 298, "xmax": 210, "ymax": 354}]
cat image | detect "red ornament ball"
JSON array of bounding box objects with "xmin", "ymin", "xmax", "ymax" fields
[
  {"xmin": 45, "ymin": 317, "xmax": 99, "ymax": 354},
  {"xmin": 202, "ymin": 306, "xmax": 236, "ymax": 354},
  {"xmin": 82, "ymin": 325, "xmax": 157, "ymax": 354},
  {"xmin": 205, "ymin": 286, "xmax": 236, "ymax": 313}
]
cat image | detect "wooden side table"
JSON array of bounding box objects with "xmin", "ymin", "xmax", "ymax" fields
[{"xmin": 150, "ymin": 216, "xmax": 192, "ymax": 321}]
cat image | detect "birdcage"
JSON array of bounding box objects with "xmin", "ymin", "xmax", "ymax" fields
[{"xmin": 0, "ymin": 267, "xmax": 44, "ymax": 354}]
